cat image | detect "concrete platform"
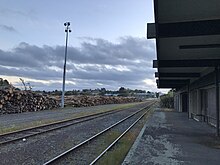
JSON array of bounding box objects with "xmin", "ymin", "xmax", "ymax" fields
[{"xmin": 123, "ymin": 108, "xmax": 220, "ymax": 165}]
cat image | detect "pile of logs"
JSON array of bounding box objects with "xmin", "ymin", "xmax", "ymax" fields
[
  {"xmin": 0, "ymin": 87, "xmax": 59, "ymax": 114},
  {"xmin": 53, "ymin": 95, "xmax": 142, "ymax": 107},
  {"xmin": 0, "ymin": 80, "xmax": 142, "ymax": 115}
]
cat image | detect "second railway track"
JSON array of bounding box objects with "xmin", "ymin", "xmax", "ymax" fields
[
  {"xmin": 43, "ymin": 101, "xmax": 156, "ymax": 165},
  {"xmin": 0, "ymin": 102, "xmax": 148, "ymax": 146}
]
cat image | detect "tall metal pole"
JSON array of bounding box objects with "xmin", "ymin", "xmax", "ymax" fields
[{"xmin": 61, "ymin": 22, "xmax": 71, "ymax": 108}]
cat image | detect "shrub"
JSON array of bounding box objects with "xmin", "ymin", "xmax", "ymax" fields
[{"xmin": 160, "ymin": 93, "xmax": 174, "ymax": 108}]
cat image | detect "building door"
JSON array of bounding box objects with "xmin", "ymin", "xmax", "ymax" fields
[
  {"xmin": 201, "ymin": 88, "xmax": 216, "ymax": 125},
  {"xmin": 182, "ymin": 93, "xmax": 188, "ymax": 112}
]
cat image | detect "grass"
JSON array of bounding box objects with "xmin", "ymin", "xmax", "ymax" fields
[
  {"xmin": 0, "ymin": 102, "xmax": 143, "ymax": 135},
  {"xmin": 96, "ymin": 106, "xmax": 155, "ymax": 165},
  {"xmin": 96, "ymin": 131, "xmax": 137, "ymax": 165}
]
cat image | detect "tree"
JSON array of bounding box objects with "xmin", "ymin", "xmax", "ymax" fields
[
  {"xmin": 100, "ymin": 88, "xmax": 106, "ymax": 96},
  {"xmin": 20, "ymin": 78, "xmax": 27, "ymax": 90},
  {"xmin": 118, "ymin": 87, "xmax": 129, "ymax": 97},
  {"xmin": 26, "ymin": 82, "xmax": 33, "ymax": 91},
  {"xmin": 0, "ymin": 78, "xmax": 9, "ymax": 86}
]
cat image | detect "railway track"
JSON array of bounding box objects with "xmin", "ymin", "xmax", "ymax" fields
[
  {"xmin": 0, "ymin": 103, "xmax": 146, "ymax": 146},
  {"xmin": 43, "ymin": 101, "xmax": 156, "ymax": 165}
]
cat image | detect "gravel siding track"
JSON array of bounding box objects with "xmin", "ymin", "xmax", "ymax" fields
[
  {"xmin": 0, "ymin": 102, "xmax": 147, "ymax": 129},
  {"xmin": 0, "ymin": 102, "xmax": 151, "ymax": 165}
]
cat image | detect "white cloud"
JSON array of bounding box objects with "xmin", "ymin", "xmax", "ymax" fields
[{"xmin": 143, "ymin": 78, "xmax": 155, "ymax": 86}]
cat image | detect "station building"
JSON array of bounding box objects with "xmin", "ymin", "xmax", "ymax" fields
[{"xmin": 147, "ymin": 0, "xmax": 220, "ymax": 135}]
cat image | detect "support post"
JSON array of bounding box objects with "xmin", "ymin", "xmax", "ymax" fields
[
  {"xmin": 215, "ymin": 66, "xmax": 219, "ymax": 136},
  {"xmin": 197, "ymin": 89, "xmax": 201, "ymax": 120},
  {"xmin": 188, "ymin": 84, "xmax": 191, "ymax": 119}
]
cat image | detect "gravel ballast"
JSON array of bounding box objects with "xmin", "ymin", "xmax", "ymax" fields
[
  {"xmin": 0, "ymin": 102, "xmax": 147, "ymax": 132},
  {"xmin": 0, "ymin": 102, "xmax": 152, "ymax": 164}
]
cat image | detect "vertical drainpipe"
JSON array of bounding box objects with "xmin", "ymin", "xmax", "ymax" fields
[{"xmin": 215, "ymin": 66, "xmax": 219, "ymax": 136}]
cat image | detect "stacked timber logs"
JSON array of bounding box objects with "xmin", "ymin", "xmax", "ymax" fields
[
  {"xmin": 0, "ymin": 87, "xmax": 59, "ymax": 115},
  {"xmin": 53, "ymin": 95, "xmax": 142, "ymax": 107},
  {"xmin": 0, "ymin": 77, "xmax": 142, "ymax": 114}
]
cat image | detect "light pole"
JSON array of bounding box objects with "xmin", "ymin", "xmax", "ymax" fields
[{"xmin": 61, "ymin": 22, "xmax": 71, "ymax": 108}]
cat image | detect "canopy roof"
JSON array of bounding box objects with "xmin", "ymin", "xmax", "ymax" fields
[{"xmin": 148, "ymin": 0, "xmax": 220, "ymax": 88}]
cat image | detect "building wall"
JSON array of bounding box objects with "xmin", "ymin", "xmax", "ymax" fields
[{"xmin": 174, "ymin": 69, "xmax": 220, "ymax": 127}]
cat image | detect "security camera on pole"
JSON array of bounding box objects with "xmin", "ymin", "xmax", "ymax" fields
[{"xmin": 61, "ymin": 22, "xmax": 71, "ymax": 108}]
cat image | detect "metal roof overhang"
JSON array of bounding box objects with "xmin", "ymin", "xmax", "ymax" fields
[{"xmin": 147, "ymin": 0, "xmax": 220, "ymax": 89}]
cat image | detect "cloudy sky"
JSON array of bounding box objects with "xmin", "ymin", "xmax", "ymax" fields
[{"xmin": 0, "ymin": 0, "xmax": 167, "ymax": 92}]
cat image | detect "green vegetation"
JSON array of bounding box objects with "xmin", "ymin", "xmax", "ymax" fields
[
  {"xmin": 38, "ymin": 87, "xmax": 157, "ymax": 98},
  {"xmin": 96, "ymin": 131, "xmax": 137, "ymax": 165},
  {"xmin": 96, "ymin": 107, "xmax": 155, "ymax": 165},
  {"xmin": 160, "ymin": 90, "xmax": 174, "ymax": 108}
]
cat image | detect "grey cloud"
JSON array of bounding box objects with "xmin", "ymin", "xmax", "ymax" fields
[
  {"xmin": 74, "ymin": 37, "xmax": 155, "ymax": 65},
  {"xmin": 67, "ymin": 63, "xmax": 155, "ymax": 82},
  {"xmin": 0, "ymin": 65, "xmax": 61, "ymax": 81},
  {"xmin": 0, "ymin": 43, "xmax": 50, "ymax": 68},
  {"xmin": 0, "ymin": 36, "xmax": 156, "ymax": 90},
  {"xmin": 0, "ymin": 24, "xmax": 17, "ymax": 32}
]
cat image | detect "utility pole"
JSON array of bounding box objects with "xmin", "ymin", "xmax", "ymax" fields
[{"xmin": 61, "ymin": 22, "xmax": 71, "ymax": 108}]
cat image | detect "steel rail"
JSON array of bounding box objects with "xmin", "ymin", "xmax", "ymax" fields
[
  {"xmin": 43, "ymin": 102, "xmax": 155, "ymax": 165},
  {"xmin": 90, "ymin": 106, "xmax": 151, "ymax": 164},
  {"xmin": 0, "ymin": 103, "xmax": 143, "ymax": 145}
]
